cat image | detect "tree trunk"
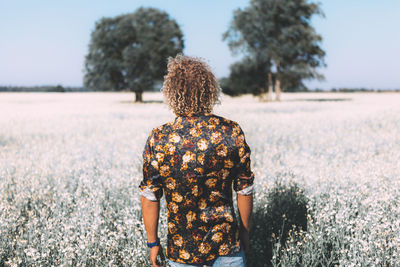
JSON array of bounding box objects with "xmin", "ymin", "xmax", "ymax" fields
[
  {"xmin": 262, "ymin": 62, "xmax": 273, "ymax": 102},
  {"xmin": 134, "ymin": 90, "xmax": 143, "ymax": 103},
  {"xmin": 259, "ymin": 87, "xmax": 266, "ymax": 101},
  {"xmin": 275, "ymin": 61, "xmax": 281, "ymax": 101},
  {"xmin": 268, "ymin": 72, "xmax": 273, "ymax": 101},
  {"xmin": 275, "ymin": 79, "xmax": 281, "ymax": 101}
]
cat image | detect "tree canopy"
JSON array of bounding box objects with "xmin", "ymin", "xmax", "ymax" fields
[
  {"xmin": 223, "ymin": 0, "xmax": 325, "ymax": 100},
  {"xmin": 84, "ymin": 7, "xmax": 184, "ymax": 102},
  {"xmin": 220, "ymin": 57, "xmax": 268, "ymax": 96}
]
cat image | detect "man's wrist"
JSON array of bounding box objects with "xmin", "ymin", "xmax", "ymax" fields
[{"xmin": 147, "ymin": 237, "xmax": 160, "ymax": 248}]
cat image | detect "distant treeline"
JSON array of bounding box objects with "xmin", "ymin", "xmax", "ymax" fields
[
  {"xmin": 0, "ymin": 85, "xmax": 90, "ymax": 92},
  {"xmin": 313, "ymin": 88, "xmax": 400, "ymax": 93},
  {"xmin": 1, "ymin": 85, "xmax": 399, "ymax": 93}
]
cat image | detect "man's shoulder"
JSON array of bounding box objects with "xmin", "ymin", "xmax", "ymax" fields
[
  {"xmin": 212, "ymin": 114, "xmax": 240, "ymax": 127},
  {"xmin": 212, "ymin": 115, "xmax": 243, "ymax": 134},
  {"xmin": 148, "ymin": 120, "xmax": 174, "ymax": 137}
]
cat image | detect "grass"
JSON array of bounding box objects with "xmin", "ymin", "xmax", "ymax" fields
[{"xmin": 0, "ymin": 92, "xmax": 399, "ymax": 266}]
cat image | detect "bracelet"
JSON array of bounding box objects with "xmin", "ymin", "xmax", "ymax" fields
[{"xmin": 147, "ymin": 238, "xmax": 160, "ymax": 248}]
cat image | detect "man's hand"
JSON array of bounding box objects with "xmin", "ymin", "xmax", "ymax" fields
[{"xmin": 150, "ymin": 244, "xmax": 165, "ymax": 267}]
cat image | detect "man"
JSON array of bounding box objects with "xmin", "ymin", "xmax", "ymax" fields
[{"xmin": 139, "ymin": 55, "xmax": 254, "ymax": 267}]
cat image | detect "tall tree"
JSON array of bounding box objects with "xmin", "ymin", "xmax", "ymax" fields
[
  {"xmin": 84, "ymin": 8, "xmax": 184, "ymax": 102},
  {"xmin": 223, "ymin": 0, "xmax": 325, "ymax": 101}
]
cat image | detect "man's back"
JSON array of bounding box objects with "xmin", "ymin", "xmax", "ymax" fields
[{"xmin": 140, "ymin": 113, "xmax": 254, "ymax": 264}]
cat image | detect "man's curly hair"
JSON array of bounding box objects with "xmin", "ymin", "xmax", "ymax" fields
[{"xmin": 162, "ymin": 54, "xmax": 221, "ymax": 116}]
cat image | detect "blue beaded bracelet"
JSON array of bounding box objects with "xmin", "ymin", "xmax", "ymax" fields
[{"xmin": 147, "ymin": 238, "xmax": 160, "ymax": 248}]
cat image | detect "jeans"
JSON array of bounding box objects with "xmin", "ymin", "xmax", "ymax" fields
[{"xmin": 168, "ymin": 248, "xmax": 246, "ymax": 267}]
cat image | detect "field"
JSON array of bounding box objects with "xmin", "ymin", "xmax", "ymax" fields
[{"xmin": 1, "ymin": 92, "xmax": 399, "ymax": 266}]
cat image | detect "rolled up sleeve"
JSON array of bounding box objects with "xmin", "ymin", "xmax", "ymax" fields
[
  {"xmin": 139, "ymin": 130, "xmax": 164, "ymax": 201},
  {"xmin": 233, "ymin": 126, "xmax": 255, "ymax": 195}
]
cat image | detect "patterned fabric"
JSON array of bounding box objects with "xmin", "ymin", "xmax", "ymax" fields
[{"xmin": 139, "ymin": 113, "xmax": 254, "ymax": 264}]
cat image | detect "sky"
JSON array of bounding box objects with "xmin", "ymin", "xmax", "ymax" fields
[{"xmin": 0, "ymin": 0, "xmax": 399, "ymax": 90}]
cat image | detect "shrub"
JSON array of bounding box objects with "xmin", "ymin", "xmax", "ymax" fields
[{"xmin": 248, "ymin": 181, "xmax": 308, "ymax": 267}]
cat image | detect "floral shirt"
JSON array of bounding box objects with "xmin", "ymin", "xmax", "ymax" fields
[{"xmin": 139, "ymin": 113, "xmax": 254, "ymax": 264}]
